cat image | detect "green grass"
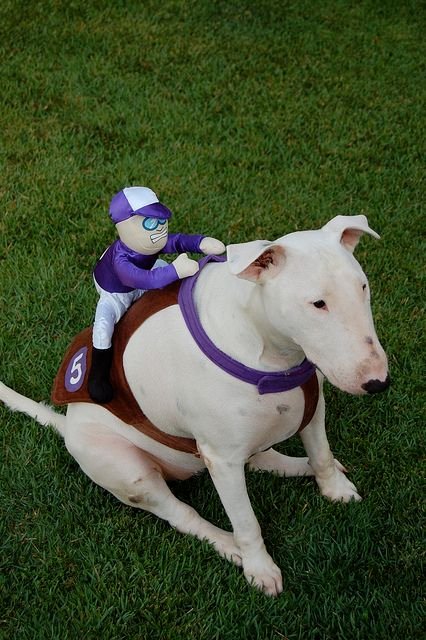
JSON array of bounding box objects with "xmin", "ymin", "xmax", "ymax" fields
[{"xmin": 0, "ymin": 1, "xmax": 424, "ymax": 638}]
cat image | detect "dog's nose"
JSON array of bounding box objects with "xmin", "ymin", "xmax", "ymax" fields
[{"xmin": 362, "ymin": 375, "xmax": 391, "ymax": 394}]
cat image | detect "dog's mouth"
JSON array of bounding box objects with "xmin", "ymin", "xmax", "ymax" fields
[{"xmin": 309, "ymin": 360, "xmax": 356, "ymax": 394}]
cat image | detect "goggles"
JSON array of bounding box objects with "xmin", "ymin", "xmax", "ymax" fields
[{"xmin": 142, "ymin": 217, "xmax": 167, "ymax": 231}]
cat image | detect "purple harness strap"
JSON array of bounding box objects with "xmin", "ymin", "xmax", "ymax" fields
[{"xmin": 178, "ymin": 255, "xmax": 316, "ymax": 395}]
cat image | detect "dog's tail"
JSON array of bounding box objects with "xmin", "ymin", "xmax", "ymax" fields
[{"xmin": 0, "ymin": 381, "xmax": 66, "ymax": 437}]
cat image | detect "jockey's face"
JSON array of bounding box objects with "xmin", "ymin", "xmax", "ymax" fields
[{"xmin": 116, "ymin": 216, "xmax": 169, "ymax": 254}]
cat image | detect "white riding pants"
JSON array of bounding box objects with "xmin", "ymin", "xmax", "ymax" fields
[{"xmin": 92, "ymin": 258, "xmax": 168, "ymax": 350}]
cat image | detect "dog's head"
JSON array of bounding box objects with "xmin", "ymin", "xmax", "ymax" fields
[{"xmin": 227, "ymin": 215, "xmax": 389, "ymax": 395}]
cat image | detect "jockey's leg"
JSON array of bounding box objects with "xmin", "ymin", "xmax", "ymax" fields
[
  {"xmin": 89, "ymin": 288, "xmax": 136, "ymax": 403},
  {"xmin": 88, "ymin": 260, "xmax": 169, "ymax": 404}
]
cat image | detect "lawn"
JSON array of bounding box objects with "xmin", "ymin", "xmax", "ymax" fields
[{"xmin": 0, "ymin": 1, "xmax": 424, "ymax": 638}]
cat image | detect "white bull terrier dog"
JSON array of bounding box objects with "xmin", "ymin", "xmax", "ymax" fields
[{"xmin": 0, "ymin": 214, "xmax": 389, "ymax": 596}]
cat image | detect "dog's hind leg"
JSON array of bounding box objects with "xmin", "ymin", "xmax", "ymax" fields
[
  {"xmin": 248, "ymin": 447, "xmax": 346, "ymax": 477},
  {"xmin": 64, "ymin": 420, "xmax": 242, "ymax": 567},
  {"xmin": 248, "ymin": 448, "xmax": 314, "ymax": 476}
]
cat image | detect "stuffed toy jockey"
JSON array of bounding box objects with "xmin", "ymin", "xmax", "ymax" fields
[{"xmin": 88, "ymin": 186, "xmax": 225, "ymax": 404}]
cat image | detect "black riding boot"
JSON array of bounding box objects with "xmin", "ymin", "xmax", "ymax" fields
[{"xmin": 88, "ymin": 346, "xmax": 114, "ymax": 404}]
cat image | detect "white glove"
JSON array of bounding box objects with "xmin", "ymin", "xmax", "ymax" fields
[
  {"xmin": 199, "ymin": 237, "xmax": 226, "ymax": 255},
  {"xmin": 172, "ymin": 253, "xmax": 200, "ymax": 279}
]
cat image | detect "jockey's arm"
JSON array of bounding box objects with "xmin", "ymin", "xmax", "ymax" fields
[
  {"xmin": 163, "ymin": 233, "xmax": 205, "ymax": 255},
  {"xmin": 114, "ymin": 256, "xmax": 180, "ymax": 290}
]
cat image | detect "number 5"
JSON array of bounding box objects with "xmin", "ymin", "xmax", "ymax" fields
[
  {"xmin": 70, "ymin": 352, "xmax": 84, "ymax": 385},
  {"xmin": 65, "ymin": 347, "xmax": 87, "ymax": 392}
]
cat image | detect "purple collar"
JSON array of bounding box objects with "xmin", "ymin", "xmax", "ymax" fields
[{"xmin": 178, "ymin": 255, "xmax": 316, "ymax": 395}]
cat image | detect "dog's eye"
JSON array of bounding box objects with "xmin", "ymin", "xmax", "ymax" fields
[
  {"xmin": 362, "ymin": 284, "xmax": 367, "ymax": 291},
  {"xmin": 313, "ymin": 300, "xmax": 326, "ymax": 309}
]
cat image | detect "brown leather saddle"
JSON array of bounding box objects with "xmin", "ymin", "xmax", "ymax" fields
[{"xmin": 52, "ymin": 280, "xmax": 318, "ymax": 456}]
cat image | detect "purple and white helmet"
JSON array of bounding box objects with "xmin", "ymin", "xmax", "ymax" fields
[{"xmin": 109, "ymin": 187, "xmax": 172, "ymax": 224}]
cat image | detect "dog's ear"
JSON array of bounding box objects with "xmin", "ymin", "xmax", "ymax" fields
[
  {"xmin": 227, "ymin": 240, "xmax": 285, "ymax": 282},
  {"xmin": 322, "ymin": 215, "xmax": 380, "ymax": 253}
]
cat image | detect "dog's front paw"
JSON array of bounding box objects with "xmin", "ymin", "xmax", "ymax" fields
[
  {"xmin": 243, "ymin": 553, "xmax": 283, "ymax": 597},
  {"xmin": 317, "ymin": 468, "xmax": 362, "ymax": 502}
]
